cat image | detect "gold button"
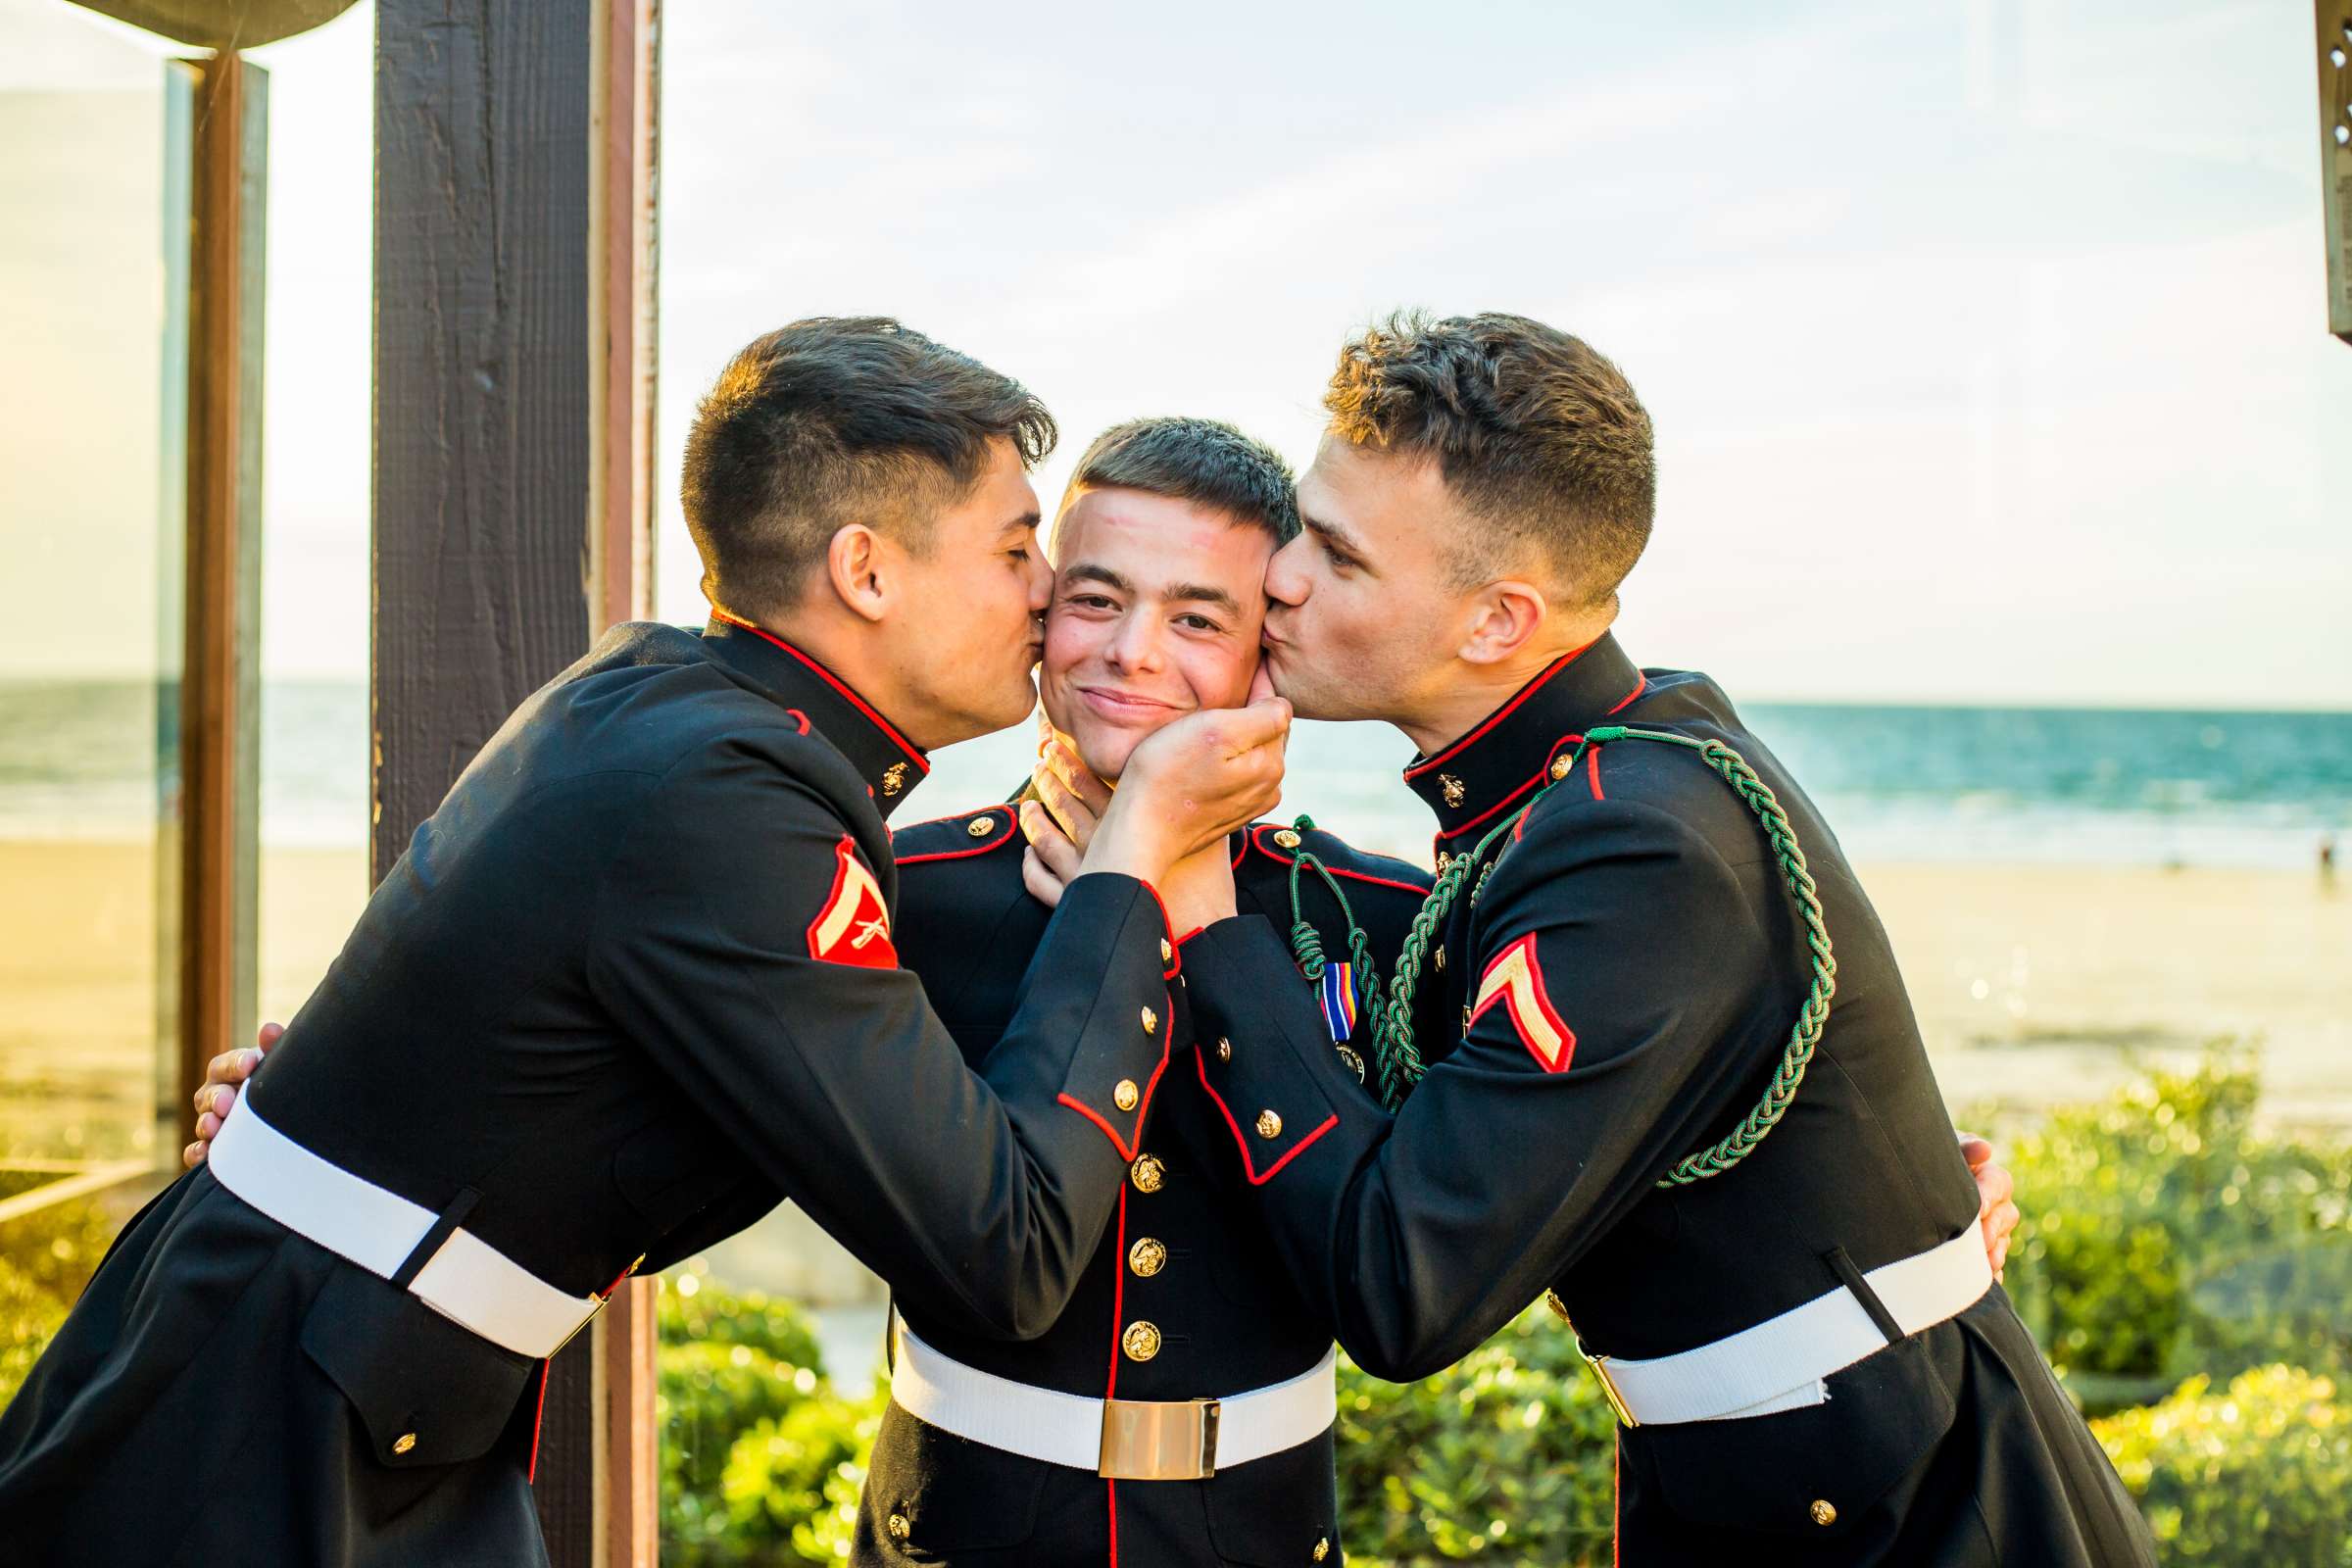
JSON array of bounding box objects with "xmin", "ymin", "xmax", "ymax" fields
[
  {"xmin": 392, "ymin": 1432, "xmax": 417, "ymax": 1456},
  {"xmin": 1128, "ymin": 1237, "xmax": 1167, "ymax": 1277},
  {"xmin": 1216, "ymin": 1036, "xmax": 1232, "ymax": 1062},
  {"xmin": 1313, "ymin": 1539, "xmax": 1331, "ymax": 1562},
  {"xmin": 887, "ymin": 1511, "xmax": 910, "ymax": 1540},
  {"xmin": 1273, "ymin": 828, "xmax": 1301, "ymax": 849},
  {"xmin": 1550, "ymin": 754, "xmax": 1573, "ymax": 781},
  {"xmin": 1121, "ymin": 1320, "xmax": 1162, "ymax": 1361},
  {"xmin": 1141, "ymin": 1006, "xmax": 1158, "ymax": 1035},
  {"xmin": 1130, "ymin": 1153, "xmax": 1165, "ymax": 1193},
  {"xmin": 1436, "ymin": 851, "xmax": 1453, "ymax": 873},
  {"xmin": 966, "ymin": 814, "xmax": 996, "ymax": 837},
  {"xmin": 1810, "ymin": 1499, "xmax": 1838, "ymax": 1527},
  {"xmin": 1255, "ymin": 1109, "xmax": 1283, "ymax": 1139},
  {"xmin": 1113, "ymin": 1079, "xmax": 1140, "ymax": 1111},
  {"xmin": 1433, "ymin": 945, "xmax": 1446, "ymax": 971},
  {"xmin": 1160, "ymin": 939, "xmax": 1173, "ymax": 963}
]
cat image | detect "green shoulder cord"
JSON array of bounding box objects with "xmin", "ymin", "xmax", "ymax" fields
[
  {"xmin": 1372, "ymin": 726, "xmax": 1840, "ymax": 1190},
  {"xmin": 1280, "ymin": 815, "xmax": 1392, "ymax": 1075}
]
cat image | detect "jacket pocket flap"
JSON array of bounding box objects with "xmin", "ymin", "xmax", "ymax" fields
[
  {"xmin": 299, "ymin": 1261, "xmax": 537, "ymax": 1468},
  {"xmin": 1630, "ymin": 1323, "xmax": 1962, "ymax": 1538}
]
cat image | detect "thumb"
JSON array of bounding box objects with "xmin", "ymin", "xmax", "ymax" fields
[
  {"xmin": 1958, "ymin": 1134, "xmax": 1992, "ymax": 1171},
  {"xmin": 1247, "ymin": 660, "xmax": 1277, "ymax": 707}
]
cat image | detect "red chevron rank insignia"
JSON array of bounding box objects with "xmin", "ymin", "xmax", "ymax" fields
[
  {"xmin": 1470, "ymin": 934, "xmax": 1576, "ymax": 1072},
  {"xmin": 808, "ymin": 836, "xmax": 897, "ymax": 968}
]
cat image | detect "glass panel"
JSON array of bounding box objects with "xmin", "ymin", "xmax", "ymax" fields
[
  {"xmin": 247, "ymin": 3, "xmax": 372, "ymax": 1031},
  {"xmin": 0, "ymin": 0, "xmax": 190, "ymax": 1405}
]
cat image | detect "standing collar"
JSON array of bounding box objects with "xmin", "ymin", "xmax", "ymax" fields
[
  {"xmin": 1401, "ymin": 632, "xmax": 1648, "ymax": 844},
  {"xmin": 704, "ymin": 611, "xmax": 930, "ymax": 818}
]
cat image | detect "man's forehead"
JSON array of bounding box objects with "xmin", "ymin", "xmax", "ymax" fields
[{"xmin": 1054, "ymin": 488, "xmax": 1273, "ymax": 576}]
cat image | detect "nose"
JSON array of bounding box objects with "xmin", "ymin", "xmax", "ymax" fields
[
  {"xmin": 1264, "ymin": 533, "xmax": 1310, "ymax": 608},
  {"xmin": 1024, "ymin": 550, "xmax": 1053, "ymax": 615},
  {"xmin": 1103, "ymin": 609, "xmax": 1166, "ymax": 674}
]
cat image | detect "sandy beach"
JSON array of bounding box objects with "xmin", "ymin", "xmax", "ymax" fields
[{"xmin": 5, "ymin": 837, "xmax": 2346, "ymax": 1172}]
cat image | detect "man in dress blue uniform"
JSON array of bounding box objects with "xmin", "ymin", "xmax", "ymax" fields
[
  {"xmin": 1157, "ymin": 314, "xmax": 2156, "ymax": 1565},
  {"xmin": 0, "ymin": 320, "xmax": 1289, "ymax": 1568}
]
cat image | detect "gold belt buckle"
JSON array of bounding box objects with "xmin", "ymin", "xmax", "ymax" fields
[
  {"xmin": 1548, "ymin": 1291, "xmax": 1639, "ymax": 1429},
  {"xmin": 1098, "ymin": 1396, "xmax": 1221, "ymax": 1480}
]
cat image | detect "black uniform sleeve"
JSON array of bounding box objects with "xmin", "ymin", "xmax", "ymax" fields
[
  {"xmin": 1190, "ymin": 797, "xmax": 1777, "ymax": 1379},
  {"xmin": 587, "ymin": 734, "xmax": 1175, "ymax": 1341}
]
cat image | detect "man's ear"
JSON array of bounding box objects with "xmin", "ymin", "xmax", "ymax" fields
[
  {"xmin": 823, "ymin": 523, "xmax": 892, "ymax": 624},
  {"xmin": 1456, "ymin": 578, "xmax": 1548, "ymax": 667}
]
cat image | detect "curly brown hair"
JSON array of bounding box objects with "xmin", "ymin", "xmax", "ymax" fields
[{"xmin": 1323, "ymin": 312, "xmax": 1654, "ymax": 609}]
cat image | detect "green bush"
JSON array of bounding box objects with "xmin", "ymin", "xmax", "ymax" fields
[
  {"xmin": 2092, "ymin": 1364, "xmax": 2352, "ymax": 1565},
  {"xmin": 1335, "ymin": 1304, "xmax": 1618, "ymax": 1566},
  {"xmin": 0, "ymin": 1195, "xmax": 120, "ymax": 1410},
  {"xmin": 1998, "ymin": 1048, "xmax": 2352, "ymax": 1386},
  {"xmin": 656, "ymin": 1268, "xmax": 880, "ymax": 1568}
]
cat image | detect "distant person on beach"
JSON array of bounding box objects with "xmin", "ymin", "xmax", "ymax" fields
[
  {"xmin": 1019, "ymin": 314, "xmax": 2154, "ymax": 1565},
  {"xmin": 0, "ymin": 320, "xmax": 1288, "ymax": 1567},
  {"xmin": 2323, "ymin": 832, "xmax": 2338, "ymax": 890}
]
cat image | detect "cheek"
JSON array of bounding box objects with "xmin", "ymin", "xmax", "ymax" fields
[
  {"xmin": 1176, "ymin": 644, "xmax": 1254, "ymax": 710},
  {"xmin": 1040, "ymin": 619, "xmax": 1092, "ymax": 683}
]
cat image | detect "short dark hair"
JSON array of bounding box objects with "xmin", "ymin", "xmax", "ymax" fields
[
  {"xmin": 681, "ymin": 317, "xmax": 1056, "ymax": 616},
  {"xmin": 1323, "ymin": 312, "xmax": 1654, "ymax": 608},
  {"xmin": 1065, "ymin": 416, "xmax": 1299, "ymax": 543}
]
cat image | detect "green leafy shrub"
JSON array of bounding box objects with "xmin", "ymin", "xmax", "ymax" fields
[
  {"xmin": 0, "ymin": 1195, "xmax": 120, "ymax": 1410},
  {"xmin": 1335, "ymin": 1303, "xmax": 1618, "ymax": 1566},
  {"xmin": 2092, "ymin": 1364, "xmax": 2352, "ymax": 1565},
  {"xmin": 656, "ymin": 1268, "xmax": 880, "ymax": 1568},
  {"xmin": 1998, "ymin": 1049, "xmax": 2352, "ymax": 1386}
]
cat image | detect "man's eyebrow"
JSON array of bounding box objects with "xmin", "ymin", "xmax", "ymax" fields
[
  {"xmin": 1163, "ymin": 582, "xmax": 1243, "ymax": 614},
  {"xmin": 1059, "ymin": 562, "xmax": 1133, "ymax": 594},
  {"xmin": 1299, "ymin": 511, "xmax": 1366, "ymax": 557},
  {"xmin": 998, "ymin": 510, "xmax": 1043, "ymax": 536}
]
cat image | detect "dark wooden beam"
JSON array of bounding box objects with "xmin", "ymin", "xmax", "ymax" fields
[
  {"xmin": 179, "ymin": 52, "xmax": 266, "ymax": 1153},
  {"xmin": 2321, "ymin": 0, "xmax": 2352, "ymax": 343},
  {"xmin": 375, "ymin": 0, "xmax": 659, "ymax": 1559}
]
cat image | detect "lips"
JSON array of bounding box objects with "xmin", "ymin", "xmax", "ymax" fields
[{"xmin": 1075, "ymin": 685, "xmax": 1176, "ymax": 722}]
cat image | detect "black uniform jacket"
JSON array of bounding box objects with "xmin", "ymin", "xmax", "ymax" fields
[
  {"xmin": 0, "ymin": 618, "xmax": 1180, "ymax": 1568},
  {"xmin": 854, "ymin": 802, "xmax": 1429, "ymax": 1568},
  {"xmin": 1189, "ymin": 635, "xmax": 2155, "ymax": 1567}
]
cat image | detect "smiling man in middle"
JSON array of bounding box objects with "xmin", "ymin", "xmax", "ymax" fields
[{"xmin": 869, "ymin": 416, "xmax": 1431, "ymax": 1567}]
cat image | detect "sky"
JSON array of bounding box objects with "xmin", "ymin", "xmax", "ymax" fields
[{"xmin": 8, "ymin": 0, "xmax": 2349, "ymax": 706}]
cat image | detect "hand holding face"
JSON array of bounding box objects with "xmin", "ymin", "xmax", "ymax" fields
[{"xmin": 1077, "ymin": 697, "xmax": 1289, "ymax": 886}]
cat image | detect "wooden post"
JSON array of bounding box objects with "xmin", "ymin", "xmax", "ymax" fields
[
  {"xmin": 374, "ymin": 0, "xmax": 659, "ymax": 1560},
  {"xmin": 2321, "ymin": 0, "xmax": 2352, "ymax": 343},
  {"xmin": 179, "ymin": 52, "xmax": 266, "ymax": 1146}
]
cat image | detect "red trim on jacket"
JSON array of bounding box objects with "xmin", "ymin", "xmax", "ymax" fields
[
  {"xmin": 1056, "ymin": 1010, "xmax": 1171, "ymax": 1162},
  {"xmin": 1604, "ymin": 674, "xmax": 1646, "ymax": 715},
  {"xmin": 1402, "ymin": 641, "xmax": 1595, "ymax": 779},
  {"xmin": 709, "ymin": 609, "xmax": 929, "ymax": 773},
  {"xmin": 1244, "ymin": 824, "xmax": 1431, "ymax": 896},
  {"xmin": 894, "ymin": 810, "xmax": 1018, "ymax": 864},
  {"xmin": 1588, "ymin": 745, "xmax": 1606, "ymax": 801},
  {"xmin": 1431, "ymin": 734, "xmax": 1585, "ymax": 843},
  {"xmin": 1192, "ymin": 1049, "xmax": 1338, "ymax": 1184}
]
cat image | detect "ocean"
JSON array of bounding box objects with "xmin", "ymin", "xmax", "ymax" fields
[{"xmin": 1, "ymin": 678, "xmax": 2346, "ymax": 871}]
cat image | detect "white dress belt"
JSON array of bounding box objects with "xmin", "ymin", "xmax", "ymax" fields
[
  {"xmin": 890, "ymin": 1314, "xmax": 1337, "ymax": 1481},
  {"xmin": 1586, "ymin": 1221, "xmax": 1993, "ymax": 1426},
  {"xmin": 207, "ymin": 1095, "xmax": 607, "ymax": 1360}
]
